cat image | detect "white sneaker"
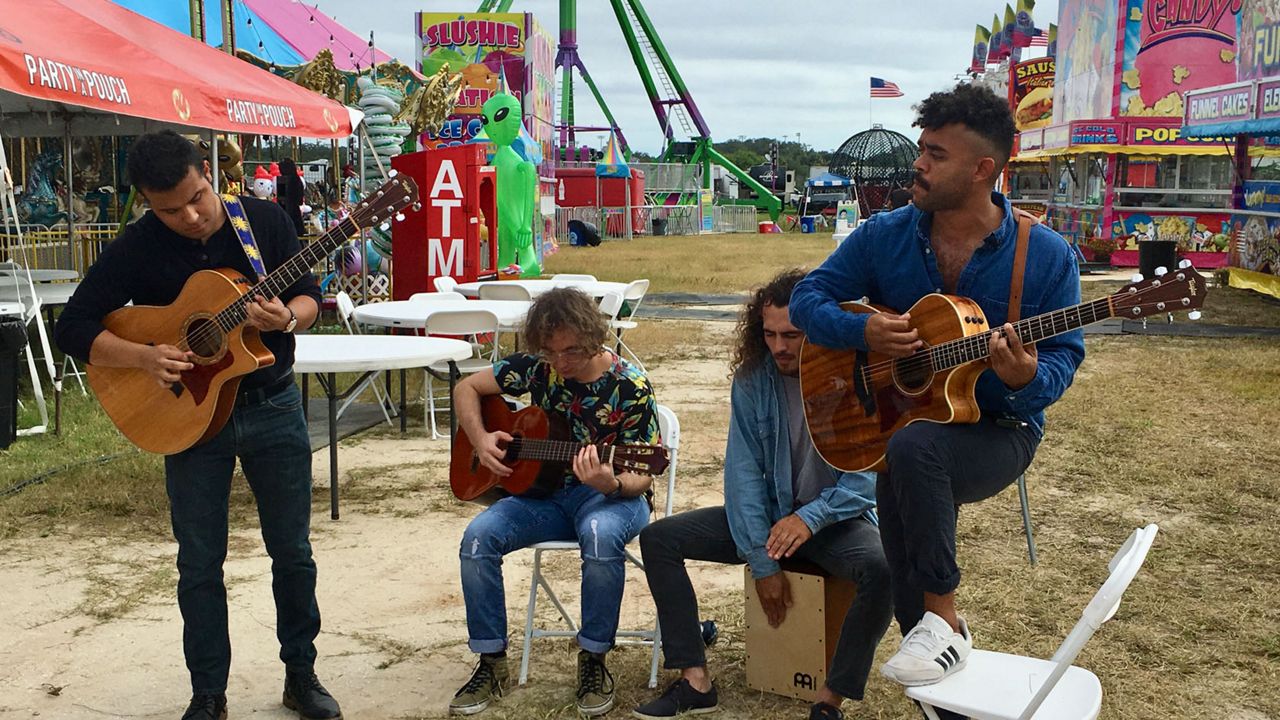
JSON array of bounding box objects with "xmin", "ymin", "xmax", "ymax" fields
[{"xmin": 880, "ymin": 611, "xmax": 971, "ymax": 686}]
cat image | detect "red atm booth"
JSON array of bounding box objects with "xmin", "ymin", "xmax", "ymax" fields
[{"xmin": 391, "ymin": 145, "xmax": 498, "ymax": 300}]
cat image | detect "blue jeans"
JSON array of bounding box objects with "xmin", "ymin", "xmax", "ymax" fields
[
  {"xmin": 459, "ymin": 482, "xmax": 650, "ymax": 654},
  {"xmin": 164, "ymin": 382, "xmax": 320, "ymax": 694}
]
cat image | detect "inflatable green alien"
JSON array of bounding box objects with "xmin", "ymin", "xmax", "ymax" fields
[{"xmin": 481, "ymin": 92, "xmax": 540, "ymax": 276}]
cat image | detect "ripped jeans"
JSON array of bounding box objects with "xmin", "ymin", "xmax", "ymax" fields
[{"xmin": 459, "ymin": 482, "xmax": 650, "ymax": 654}]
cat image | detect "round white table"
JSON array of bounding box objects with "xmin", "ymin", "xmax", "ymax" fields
[
  {"xmin": 0, "ymin": 268, "xmax": 80, "ymax": 282},
  {"xmin": 293, "ymin": 334, "xmax": 472, "ymax": 519},
  {"xmin": 0, "ymin": 302, "xmax": 22, "ymax": 317},
  {"xmin": 455, "ymin": 278, "xmax": 629, "ymax": 299},
  {"xmin": 0, "ymin": 281, "xmax": 80, "ymax": 306},
  {"xmin": 352, "ymin": 298, "xmax": 530, "ymax": 330}
]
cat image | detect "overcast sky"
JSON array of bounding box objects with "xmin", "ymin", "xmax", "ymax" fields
[{"xmin": 320, "ymin": 1, "xmax": 1059, "ymax": 154}]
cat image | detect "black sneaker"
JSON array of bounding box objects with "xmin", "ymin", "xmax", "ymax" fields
[
  {"xmin": 181, "ymin": 693, "xmax": 227, "ymax": 720},
  {"xmin": 450, "ymin": 655, "xmax": 509, "ymax": 715},
  {"xmin": 283, "ymin": 670, "xmax": 343, "ymax": 719},
  {"xmin": 809, "ymin": 702, "xmax": 843, "ymax": 720},
  {"xmin": 631, "ymin": 678, "xmax": 719, "ymax": 719},
  {"xmin": 576, "ymin": 650, "xmax": 616, "ymax": 717}
]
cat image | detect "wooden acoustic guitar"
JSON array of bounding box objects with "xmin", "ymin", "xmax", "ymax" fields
[
  {"xmin": 86, "ymin": 174, "xmax": 419, "ymax": 454},
  {"xmin": 450, "ymin": 395, "xmax": 670, "ymax": 502},
  {"xmin": 799, "ymin": 263, "xmax": 1208, "ymax": 472}
]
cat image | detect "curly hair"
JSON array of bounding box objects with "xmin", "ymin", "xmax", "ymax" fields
[
  {"xmin": 729, "ymin": 268, "xmax": 807, "ymax": 378},
  {"xmin": 127, "ymin": 130, "xmax": 204, "ymax": 193},
  {"xmin": 913, "ymin": 83, "xmax": 1016, "ymax": 174},
  {"xmin": 522, "ymin": 287, "xmax": 611, "ymax": 355}
]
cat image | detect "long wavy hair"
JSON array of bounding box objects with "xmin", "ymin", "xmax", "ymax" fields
[
  {"xmin": 729, "ymin": 268, "xmax": 807, "ymax": 378},
  {"xmin": 522, "ymin": 287, "xmax": 611, "ymax": 355}
]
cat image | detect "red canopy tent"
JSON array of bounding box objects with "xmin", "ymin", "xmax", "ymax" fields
[{"xmin": 0, "ymin": 0, "xmax": 358, "ymax": 138}]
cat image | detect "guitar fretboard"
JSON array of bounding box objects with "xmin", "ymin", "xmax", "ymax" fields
[
  {"xmin": 211, "ymin": 216, "xmax": 362, "ymax": 333},
  {"xmin": 512, "ymin": 438, "xmax": 616, "ymax": 465},
  {"xmin": 928, "ymin": 296, "xmax": 1112, "ymax": 371}
]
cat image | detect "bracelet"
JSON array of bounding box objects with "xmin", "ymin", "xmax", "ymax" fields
[{"xmin": 606, "ymin": 476, "xmax": 624, "ymax": 499}]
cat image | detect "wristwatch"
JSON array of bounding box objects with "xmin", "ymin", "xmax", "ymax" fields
[{"xmin": 283, "ymin": 307, "xmax": 298, "ymax": 333}]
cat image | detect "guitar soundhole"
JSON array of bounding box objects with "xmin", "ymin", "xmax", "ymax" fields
[
  {"xmin": 892, "ymin": 351, "xmax": 934, "ymax": 394},
  {"xmin": 184, "ymin": 317, "xmax": 225, "ymax": 360}
]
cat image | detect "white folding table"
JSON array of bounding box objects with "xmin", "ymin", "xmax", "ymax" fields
[
  {"xmin": 454, "ymin": 278, "xmax": 628, "ymax": 300},
  {"xmin": 0, "ymin": 268, "xmax": 80, "ymax": 283},
  {"xmin": 293, "ymin": 334, "xmax": 472, "ymax": 519},
  {"xmin": 352, "ymin": 298, "xmax": 531, "ymax": 330}
]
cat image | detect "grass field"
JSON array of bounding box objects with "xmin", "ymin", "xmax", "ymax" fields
[{"xmin": 2, "ymin": 233, "xmax": 1278, "ymax": 718}]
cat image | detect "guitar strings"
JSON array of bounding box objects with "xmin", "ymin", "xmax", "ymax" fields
[{"xmin": 844, "ymin": 279, "xmax": 1193, "ymax": 388}]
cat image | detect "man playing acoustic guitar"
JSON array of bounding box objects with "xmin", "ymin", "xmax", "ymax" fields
[
  {"xmin": 633, "ymin": 269, "xmax": 891, "ymax": 720},
  {"xmin": 449, "ymin": 287, "xmax": 660, "ymax": 717},
  {"xmin": 55, "ymin": 131, "xmax": 339, "ymax": 720},
  {"xmin": 789, "ymin": 84, "xmax": 1085, "ymax": 691}
]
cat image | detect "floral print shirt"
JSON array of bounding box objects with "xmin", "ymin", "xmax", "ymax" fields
[{"xmin": 493, "ymin": 351, "xmax": 660, "ymax": 488}]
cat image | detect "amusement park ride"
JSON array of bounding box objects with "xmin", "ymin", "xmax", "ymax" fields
[{"xmin": 477, "ymin": 0, "xmax": 782, "ymax": 220}]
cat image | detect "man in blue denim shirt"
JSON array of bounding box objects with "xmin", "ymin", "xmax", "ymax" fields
[
  {"xmin": 634, "ymin": 270, "xmax": 890, "ymax": 720},
  {"xmin": 790, "ymin": 85, "xmax": 1084, "ymax": 690}
]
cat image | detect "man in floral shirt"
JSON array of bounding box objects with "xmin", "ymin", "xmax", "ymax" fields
[{"xmin": 447, "ymin": 288, "xmax": 660, "ymax": 717}]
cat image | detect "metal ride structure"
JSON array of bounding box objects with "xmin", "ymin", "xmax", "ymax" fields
[
  {"xmin": 829, "ymin": 126, "xmax": 918, "ymax": 219},
  {"xmin": 476, "ymin": 0, "xmax": 782, "ymax": 221}
]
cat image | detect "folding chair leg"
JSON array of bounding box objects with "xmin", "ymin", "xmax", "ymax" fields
[
  {"xmin": 647, "ymin": 619, "xmax": 662, "ymax": 689},
  {"xmin": 1017, "ymin": 473, "xmax": 1037, "ymax": 565},
  {"xmin": 426, "ymin": 372, "xmax": 447, "ymax": 441},
  {"xmin": 61, "ymin": 355, "xmax": 86, "ymax": 394},
  {"xmin": 519, "ymin": 549, "xmax": 542, "ymax": 685}
]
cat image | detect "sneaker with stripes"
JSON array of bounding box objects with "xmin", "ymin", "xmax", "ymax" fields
[{"xmin": 880, "ymin": 611, "xmax": 971, "ymax": 686}]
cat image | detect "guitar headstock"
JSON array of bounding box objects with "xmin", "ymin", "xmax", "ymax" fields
[
  {"xmin": 612, "ymin": 445, "xmax": 670, "ymax": 476},
  {"xmin": 348, "ymin": 170, "xmax": 419, "ymax": 230},
  {"xmin": 1111, "ymin": 260, "xmax": 1208, "ymax": 321}
]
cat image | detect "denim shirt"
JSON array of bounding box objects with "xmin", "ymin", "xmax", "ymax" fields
[
  {"xmin": 789, "ymin": 192, "xmax": 1085, "ymax": 438},
  {"xmin": 725, "ymin": 359, "xmax": 877, "ymax": 580}
]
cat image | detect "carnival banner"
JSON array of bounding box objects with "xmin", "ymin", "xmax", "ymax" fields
[
  {"xmin": 1120, "ymin": 0, "xmax": 1242, "ymax": 117},
  {"xmin": 1054, "ymin": 0, "xmax": 1118, "ymax": 124},
  {"xmin": 1011, "ymin": 57, "xmax": 1055, "ymax": 130},
  {"xmin": 1238, "ymin": 0, "xmax": 1280, "ymax": 81}
]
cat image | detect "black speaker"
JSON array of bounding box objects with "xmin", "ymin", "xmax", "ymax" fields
[{"xmin": 0, "ymin": 318, "xmax": 27, "ymax": 450}]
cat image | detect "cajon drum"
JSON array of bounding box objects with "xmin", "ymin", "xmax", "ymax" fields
[{"xmin": 743, "ymin": 560, "xmax": 857, "ymax": 701}]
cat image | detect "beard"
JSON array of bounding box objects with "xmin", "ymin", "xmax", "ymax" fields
[{"xmin": 911, "ymin": 173, "xmax": 969, "ymax": 213}]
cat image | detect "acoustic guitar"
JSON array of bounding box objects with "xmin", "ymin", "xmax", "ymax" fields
[
  {"xmin": 450, "ymin": 395, "xmax": 670, "ymax": 502},
  {"xmin": 799, "ymin": 263, "xmax": 1208, "ymax": 472},
  {"xmin": 86, "ymin": 174, "xmax": 419, "ymax": 454}
]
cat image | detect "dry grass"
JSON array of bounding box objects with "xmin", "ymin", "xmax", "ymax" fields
[{"xmin": 543, "ymin": 232, "xmax": 837, "ymax": 294}]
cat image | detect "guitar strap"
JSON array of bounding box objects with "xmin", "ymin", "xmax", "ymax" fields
[
  {"xmin": 1007, "ymin": 208, "xmax": 1038, "ymax": 323},
  {"xmin": 221, "ymin": 194, "xmax": 268, "ymax": 281}
]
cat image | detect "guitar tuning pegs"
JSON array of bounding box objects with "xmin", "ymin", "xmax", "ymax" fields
[
  {"xmin": 1154, "ymin": 266, "xmax": 1168, "ymax": 277},
  {"xmin": 1131, "ymin": 273, "xmax": 1144, "ymax": 283},
  {"xmin": 395, "ymin": 212, "xmax": 405, "ymax": 222},
  {"xmin": 379, "ymin": 222, "xmax": 390, "ymax": 232},
  {"xmin": 1188, "ymin": 310, "xmax": 1202, "ymax": 321},
  {"xmin": 1178, "ymin": 259, "xmax": 1192, "ymax": 269},
  {"xmin": 388, "ymin": 169, "xmax": 398, "ymax": 178},
  {"xmin": 412, "ymin": 202, "xmax": 422, "ymax": 212}
]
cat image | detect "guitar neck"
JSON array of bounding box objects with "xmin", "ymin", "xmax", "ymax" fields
[
  {"xmin": 931, "ymin": 296, "xmax": 1113, "ymax": 371},
  {"xmin": 513, "ymin": 437, "xmax": 621, "ymax": 466},
  {"xmin": 211, "ymin": 216, "xmax": 362, "ymax": 332}
]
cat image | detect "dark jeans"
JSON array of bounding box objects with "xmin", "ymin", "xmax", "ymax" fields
[
  {"xmin": 639, "ymin": 506, "xmax": 892, "ymax": 700},
  {"xmin": 164, "ymin": 382, "xmax": 320, "ymax": 694},
  {"xmin": 878, "ymin": 415, "xmax": 1038, "ymax": 636}
]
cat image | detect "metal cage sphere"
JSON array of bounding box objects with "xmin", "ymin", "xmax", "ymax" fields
[{"xmin": 829, "ymin": 127, "xmax": 919, "ymax": 215}]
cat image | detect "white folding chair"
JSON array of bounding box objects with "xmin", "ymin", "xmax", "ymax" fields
[
  {"xmin": 423, "ymin": 308, "xmax": 500, "ymax": 440},
  {"xmin": 334, "ymin": 291, "xmax": 394, "ymax": 425},
  {"xmin": 433, "ymin": 275, "xmax": 459, "ymax": 294},
  {"xmin": 519, "ymin": 404, "xmax": 681, "ymax": 689},
  {"xmin": 552, "ymin": 273, "xmax": 597, "ymax": 282},
  {"xmin": 908, "ymin": 524, "xmax": 1160, "ymax": 720},
  {"xmin": 477, "ymin": 283, "xmax": 533, "ymax": 302},
  {"xmin": 600, "ymin": 281, "xmax": 648, "ymax": 372}
]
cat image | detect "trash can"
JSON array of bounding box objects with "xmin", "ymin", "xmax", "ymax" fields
[
  {"xmin": 1138, "ymin": 240, "xmax": 1178, "ymax": 279},
  {"xmin": 0, "ymin": 317, "xmax": 27, "ymax": 450},
  {"xmin": 651, "ymin": 217, "xmax": 668, "ymax": 236},
  {"xmin": 799, "ymin": 216, "xmax": 816, "ymax": 233}
]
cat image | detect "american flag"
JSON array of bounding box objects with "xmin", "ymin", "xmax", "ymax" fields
[
  {"xmin": 870, "ymin": 77, "xmax": 904, "ymax": 98},
  {"xmin": 1030, "ymin": 28, "xmax": 1048, "ymax": 46}
]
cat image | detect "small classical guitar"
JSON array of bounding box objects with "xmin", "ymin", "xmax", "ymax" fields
[
  {"xmin": 450, "ymin": 395, "xmax": 670, "ymax": 502},
  {"xmin": 800, "ymin": 263, "xmax": 1208, "ymax": 472},
  {"xmin": 87, "ymin": 174, "xmax": 419, "ymax": 454}
]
